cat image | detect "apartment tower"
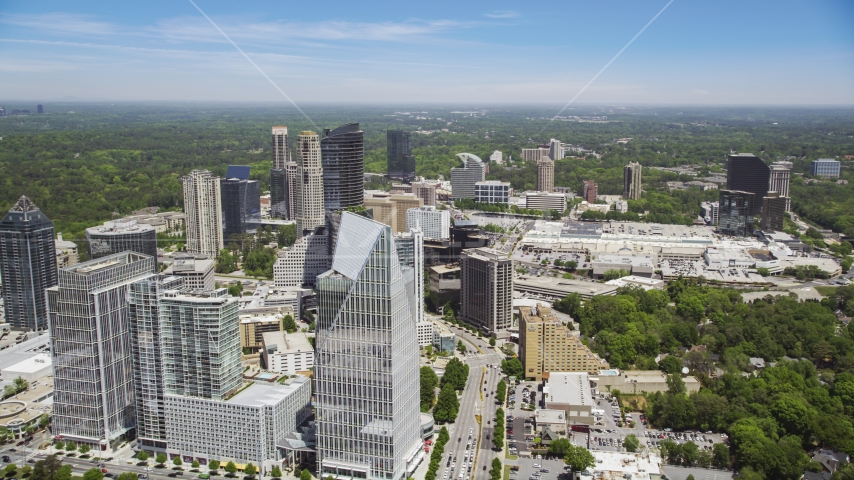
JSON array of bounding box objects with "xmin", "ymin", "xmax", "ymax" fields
[
  {"xmin": 450, "ymin": 153, "xmax": 485, "ymax": 201},
  {"xmin": 623, "ymin": 162, "xmax": 642, "ymax": 200},
  {"xmin": 321, "ymin": 123, "xmax": 365, "ymax": 211},
  {"xmin": 387, "ymin": 130, "xmax": 415, "ymax": 181},
  {"xmin": 0, "ymin": 196, "xmax": 58, "ymax": 331},
  {"xmin": 182, "ymin": 170, "xmax": 224, "ymax": 258},
  {"xmin": 769, "ymin": 162, "xmax": 792, "ymax": 212},
  {"xmin": 582, "ymin": 180, "xmax": 598, "ymax": 203},
  {"xmin": 48, "ymin": 252, "xmax": 155, "ymax": 448},
  {"xmin": 221, "ymin": 165, "xmax": 261, "ymax": 242},
  {"xmin": 295, "ymin": 131, "xmax": 325, "ymax": 236},
  {"xmin": 460, "ymin": 247, "xmax": 513, "ymax": 335},
  {"xmin": 537, "ymin": 157, "xmax": 555, "ymax": 193},
  {"xmin": 315, "ymin": 213, "xmax": 422, "ymax": 480}
]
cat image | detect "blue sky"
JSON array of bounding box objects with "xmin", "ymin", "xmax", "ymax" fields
[{"xmin": 1, "ymin": 0, "xmax": 852, "ymax": 104}]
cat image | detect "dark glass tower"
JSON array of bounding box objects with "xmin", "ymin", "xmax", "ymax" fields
[
  {"xmin": 221, "ymin": 166, "xmax": 260, "ymax": 242},
  {"xmin": 726, "ymin": 154, "xmax": 770, "ymax": 215},
  {"xmin": 86, "ymin": 219, "xmax": 158, "ymax": 271},
  {"xmin": 270, "ymin": 168, "xmax": 289, "ymax": 219},
  {"xmin": 0, "ymin": 196, "xmax": 57, "ymax": 330},
  {"xmin": 718, "ymin": 190, "xmax": 755, "ymax": 237},
  {"xmin": 387, "ymin": 130, "xmax": 415, "ymax": 181},
  {"xmin": 321, "ymin": 123, "xmax": 364, "ymax": 211}
]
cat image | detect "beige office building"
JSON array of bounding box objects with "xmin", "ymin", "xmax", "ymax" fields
[
  {"xmin": 411, "ymin": 180, "xmax": 439, "ymax": 206},
  {"xmin": 182, "ymin": 170, "xmax": 224, "ymax": 258},
  {"xmin": 460, "ymin": 248, "xmax": 513, "ymax": 335},
  {"xmin": 519, "ymin": 304, "xmax": 609, "ymax": 381},
  {"xmin": 364, "ymin": 191, "xmax": 424, "ymax": 233},
  {"xmin": 240, "ymin": 311, "xmax": 290, "ymax": 352},
  {"xmin": 537, "ymin": 157, "xmax": 555, "ymax": 193},
  {"xmin": 295, "ymin": 131, "xmax": 325, "ymax": 235},
  {"xmin": 623, "ymin": 162, "xmax": 642, "ymax": 200}
]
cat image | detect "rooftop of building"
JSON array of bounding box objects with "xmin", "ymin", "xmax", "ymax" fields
[
  {"xmin": 67, "ymin": 251, "xmax": 151, "ymax": 275},
  {"xmin": 54, "ymin": 233, "xmax": 77, "ymax": 249},
  {"xmin": 262, "ymin": 331, "xmax": 312, "ymax": 354},
  {"xmin": 85, "ymin": 218, "xmax": 155, "ymax": 235},
  {"xmin": 604, "ymin": 275, "xmax": 665, "ymax": 290},
  {"xmin": 433, "ymin": 320, "xmax": 453, "ymax": 337},
  {"xmin": 578, "ymin": 451, "xmax": 662, "ymax": 480},
  {"xmin": 475, "ymin": 180, "xmax": 510, "ymax": 185},
  {"xmin": 240, "ymin": 313, "xmax": 282, "ymax": 324},
  {"xmin": 544, "ymin": 372, "xmax": 593, "ymax": 407},
  {"xmin": 515, "ymin": 275, "xmax": 618, "ymax": 298},
  {"xmin": 0, "ymin": 353, "xmax": 51, "ymax": 374},
  {"xmin": 535, "ymin": 409, "xmax": 568, "ymax": 424},
  {"xmin": 463, "ymin": 247, "xmax": 509, "ymax": 261},
  {"xmin": 164, "ymin": 256, "xmax": 214, "ymax": 274},
  {"xmin": 226, "ymin": 377, "xmax": 309, "ymax": 407}
]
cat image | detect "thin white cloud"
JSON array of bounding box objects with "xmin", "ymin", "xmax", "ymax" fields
[
  {"xmin": 691, "ymin": 89, "xmax": 710, "ymax": 95},
  {"xmin": 485, "ymin": 11, "xmax": 519, "ymax": 19},
  {"xmin": 0, "ymin": 12, "xmax": 119, "ymax": 35}
]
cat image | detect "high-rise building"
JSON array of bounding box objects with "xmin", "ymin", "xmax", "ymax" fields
[
  {"xmin": 700, "ymin": 201, "xmax": 720, "ymax": 225},
  {"xmin": 272, "ymin": 126, "xmax": 290, "ymax": 170},
  {"xmin": 521, "ymin": 147, "xmax": 550, "ymax": 162},
  {"xmin": 474, "ymin": 181, "xmax": 511, "ymax": 204},
  {"xmin": 537, "ymin": 157, "xmax": 555, "ymax": 193},
  {"xmin": 285, "ymin": 161, "xmax": 299, "ymax": 220},
  {"xmin": 48, "ymin": 252, "xmax": 155, "ymax": 448},
  {"xmin": 270, "ymin": 168, "xmax": 289, "ymax": 219},
  {"xmin": 0, "ymin": 196, "xmax": 57, "ymax": 331},
  {"xmin": 582, "ymin": 180, "xmax": 598, "ymax": 203},
  {"xmin": 623, "ymin": 162, "xmax": 642, "ymax": 200},
  {"xmin": 395, "ymin": 227, "xmax": 425, "ymax": 325},
  {"xmin": 221, "ymin": 165, "xmax": 261, "ymax": 242},
  {"xmin": 769, "ymin": 162, "xmax": 792, "ymax": 212},
  {"xmin": 364, "ymin": 192, "xmax": 424, "ymax": 233},
  {"xmin": 549, "ymin": 139, "xmax": 564, "ymax": 160},
  {"xmin": 387, "ymin": 130, "xmax": 415, "ymax": 181},
  {"xmin": 726, "ymin": 153, "xmax": 770, "ymax": 214},
  {"xmin": 86, "ymin": 219, "xmax": 157, "ymax": 271},
  {"xmin": 128, "ymin": 275, "xmax": 184, "ymax": 449},
  {"xmin": 37, "ymin": 104, "xmax": 44, "ymax": 114},
  {"xmin": 315, "ymin": 213, "xmax": 422, "ymax": 480},
  {"xmin": 460, "ymin": 247, "xmax": 513, "ymax": 335},
  {"xmin": 810, "ymin": 158, "xmax": 841, "ymax": 178},
  {"xmin": 406, "ymin": 206, "xmax": 450, "ymax": 241},
  {"xmin": 295, "ymin": 131, "xmax": 325, "ymax": 236},
  {"xmin": 183, "ymin": 170, "xmax": 224, "ymax": 258},
  {"xmin": 450, "ymin": 153, "xmax": 485, "ymax": 201},
  {"xmin": 761, "ymin": 192, "xmax": 787, "ymax": 232},
  {"xmin": 410, "ymin": 180, "xmax": 439, "ymax": 206},
  {"xmin": 718, "ymin": 190, "xmax": 755, "ymax": 237},
  {"xmin": 273, "ymin": 226, "xmax": 330, "ymax": 287},
  {"xmin": 519, "ymin": 304, "xmax": 609, "ymax": 381},
  {"xmin": 0, "ymin": 107, "xmax": 6, "ymax": 117},
  {"xmin": 322, "ymin": 123, "xmax": 364, "ymax": 211},
  {"xmin": 54, "ymin": 233, "xmax": 78, "ymax": 269}
]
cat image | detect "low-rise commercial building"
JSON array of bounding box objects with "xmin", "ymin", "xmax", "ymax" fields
[
  {"xmin": 474, "ymin": 181, "xmax": 511, "ymax": 204},
  {"xmin": 590, "ymin": 369, "xmax": 700, "ymax": 395},
  {"xmin": 432, "ymin": 321, "xmax": 456, "ymax": 353},
  {"xmin": 525, "ymin": 192, "xmax": 567, "ymax": 213},
  {"xmin": 417, "ymin": 321, "xmax": 433, "ymax": 347},
  {"xmin": 262, "ymin": 331, "xmax": 314, "ymax": 375},
  {"xmin": 533, "ymin": 409, "xmax": 567, "ymax": 434},
  {"xmin": 240, "ymin": 313, "xmax": 286, "ymax": 353},
  {"xmin": 577, "ymin": 451, "xmax": 662, "ymax": 480},
  {"xmin": 0, "ymin": 353, "xmax": 52, "ymax": 383},
  {"xmin": 811, "ymin": 158, "xmax": 841, "ymax": 178},
  {"xmin": 163, "ymin": 255, "xmax": 215, "ymax": 291},
  {"xmin": 54, "ymin": 233, "xmax": 78, "ymax": 269},
  {"xmin": 519, "ymin": 305, "xmax": 608, "ymax": 380},
  {"xmin": 164, "ymin": 378, "xmax": 312, "ymax": 466},
  {"xmin": 542, "ymin": 372, "xmax": 595, "ymax": 427}
]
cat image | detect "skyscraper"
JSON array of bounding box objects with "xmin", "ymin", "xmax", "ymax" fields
[
  {"xmin": 183, "ymin": 170, "xmax": 224, "ymax": 258},
  {"xmin": 761, "ymin": 192, "xmax": 787, "ymax": 232},
  {"xmin": 387, "ymin": 130, "xmax": 415, "ymax": 181},
  {"xmin": 718, "ymin": 190, "xmax": 755, "ymax": 237},
  {"xmin": 623, "ymin": 162, "xmax": 642, "ymax": 200},
  {"xmin": 128, "ymin": 275, "xmax": 185, "ymax": 449},
  {"xmin": 0, "ymin": 196, "xmax": 57, "ymax": 331},
  {"xmin": 270, "ymin": 168, "xmax": 289, "ymax": 219},
  {"xmin": 315, "ymin": 212, "xmax": 421, "ymax": 480},
  {"xmin": 406, "ymin": 206, "xmax": 450, "ymax": 241},
  {"xmin": 272, "ymin": 126, "xmax": 290, "ymax": 170},
  {"xmin": 549, "ymin": 139, "xmax": 564, "ymax": 160},
  {"xmin": 726, "ymin": 153, "xmax": 770, "ymax": 215},
  {"xmin": 321, "ymin": 123, "xmax": 365, "ymax": 211},
  {"xmin": 221, "ymin": 165, "xmax": 261, "ymax": 242},
  {"xmin": 537, "ymin": 157, "xmax": 555, "ymax": 193},
  {"xmin": 769, "ymin": 162, "xmax": 792, "ymax": 212},
  {"xmin": 460, "ymin": 247, "xmax": 513, "ymax": 335},
  {"xmin": 48, "ymin": 252, "xmax": 155, "ymax": 448},
  {"xmin": 395, "ymin": 227, "xmax": 425, "ymax": 325},
  {"xmin": 450, "ymin": 153, "xmax": 485, "ymax": 201},
  {"xmin": 295, "ymin": 131, "xmax": 325, "ymax": 236}
]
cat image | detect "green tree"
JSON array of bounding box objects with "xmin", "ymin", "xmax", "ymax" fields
[
  {"xmin": 658, "ymin": 356, "xmax": 683, "ymax": 375},
  {"xmin": 156, "ymin": 454, "xmax": 167, "ymax": 466},
  {"xmin": 82, "ymin": 468, "xmax": 104, "ymax": 480},
  {"xmin": 282, "ymin": 315, "xmax": 298, "ymax": 333},
  {"xmin": 489, "ymin": 337, "xmax": 496, "ymax": 347},
  {"xmin": 489, "ymin": 458, "xmax": 502, "ymax": 480},
  {"xmin": 13, "ymin": 377, "xmax": 28, "ymax": 393},
  {"xmin": 191, "ymin": 461, "xmax": 200, "ymax": 470},
  {"xmin": 623, "ymin": 434, "xmax": 640, "ymax": 453},
  {"xmin": 712, "ymin": 443, "xmax": 730, "ymax": 469},
  {"xmin": 547, "ymin": 438, "xmax": 572, "ymax": 458},
  {"xmin": 173, "ymin": 456, "xmax": 183, "ymax": 468},
  {"xmin": 457, "ymin": 340, "xmax": 466, "ymax": 354},
  {"xmin": 243, "ymin": 464, "xmax": 256, "ymax": 476},
  {"xmin": 666, "ymin": 374, "xmax": 686, "ymax": 395},
  {"xmin": 53, "ymin": 441, "xmax": 64, "ymax": 451},
  {"xmin": 299, "ymin": 470, "xmax": 311, "ymax": 480},
  {"xmin": 31, "ymin": 454, "xmax": 62, "ymax": 480},
  {"xmin": 269, "ymin": 466, "xmax": 282, "ymax": 478},
  {"xmin": 117, "ymin": 473, "xmax": 138, "ymax": 480},
  {"xmin": 65, "ymin": 441, "xmax": 77, "ymax": 452},
  {"xmin": 54, "ymin": 465, "xmax": 73, "ymax": 480},
  {"xmin": 224, "ymin": 462, "xmax": 237, "ymax": 476},
  {"xmin": 208, "ymin": 460, "xmax": 220, "ymax": 471},
  {"xmin": 136, "ymin": 451, "xmax": 148, "ymax": 462},
  {"xmin": 564, "ymin": 444, "xmax": 595, "ymax": 472},
  {"xmin": 496, "ymin": 379, "xmax": 507, "ymax": 403},
  {"xmin": 79, "ymin": 444, "xmax": 91, "ymax": 455},
  {"xmin": 3, "ymin": 385, "xmax": 16, "ymax": 399},
  {"xmin": 434, "ymin": 383, "xmax": 460, "ymax": 423},
  {"xmin": 501, "ymin": 358, "xmax": 523, "ymax": 378},
  {"xmin": 420, "ymin": 366, "xmax": 439, "ymax": 412},
  {"xmin": 215, "ymin": 249, "xmax": 238, "ymax": 274},
  {"xmin": 686, "ymin": 475, "xmax": 695, "ymax": 480}
]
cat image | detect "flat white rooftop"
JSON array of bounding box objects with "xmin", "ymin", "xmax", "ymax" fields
[
  {"xmin": 227, "ymin": 377, "xmax": 309, "ymax": 407},
  {"xmin": 544, "ymin": 372, "xmax": 593, "ymax": 407},
  {"xmin": 1, "ymin": 353, "xmax": 51, "ymax": 374}
]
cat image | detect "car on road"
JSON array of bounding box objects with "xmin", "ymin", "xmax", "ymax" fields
[
  {"xmin": 27, "ymin": 460, "xmax": 35, "ymax": 464},
  {"xmin": 138, "ymin": 475, "xmax": 148, "ymax": 479}
]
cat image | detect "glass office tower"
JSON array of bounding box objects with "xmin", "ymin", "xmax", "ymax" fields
[
  {"xmin": 322, "ymin": 123, "xmax": 365, "ymax": 211},
  {"xmin": 387, "ymin": 130, "xmax": 415, "ymax": 181}
]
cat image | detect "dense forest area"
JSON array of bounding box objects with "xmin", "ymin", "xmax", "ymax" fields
[{"xmin": 0, "ymin": 103, "xmax": 852, "ymax": 244}]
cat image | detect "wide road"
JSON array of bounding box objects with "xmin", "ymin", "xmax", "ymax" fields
[
  {"xmin": 3, "ymin": 448, "xmax": 196, "ymax": 480},
  {"xmin": 436, "ymin": 322, "xmax": 504, "ymax": 480}
]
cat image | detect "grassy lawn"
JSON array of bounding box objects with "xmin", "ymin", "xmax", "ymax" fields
[
  {"xmin": 815, "ymin": 285, "xmax": 840, "ymax": 296},
  {"xmin": 503, "ymin": 465, "xmax": 511, "ymax": 480}
]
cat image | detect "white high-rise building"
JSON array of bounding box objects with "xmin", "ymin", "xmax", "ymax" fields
[
  {"xmin": 315, "ymin": 213, "xmax": 422, "ymax": 480},
  {"xmin": 272, "ymin": 126, "xmax": 290, "ymax": 170},
  {"xmin": 769, "ymin": 162, "xmax": 792, "ymax": 212},
  {"xmin": 183, "ymin": 170, "xmax": 224, "ymax": 258},
  {"xmin": 450, "ymin": 153, "xmax": 485, "ymax": 201},
  {"xmin": 549, "ymin": 139, "xmax": 564, "ymax": 160},
  {"xmin": 295, "ymin": 131, "xmax": 325, "ymax": 236},
  {"xmin": 406, "ymin": 206, "xmax": 450, "ymax": 241},
  {"xmin": 48, "ymin": 252, "xmax": 156, "ymax": 449},
  {"xmin": 273, "ymin": 228, "xmax": 330, "ymax": 287},
  {"xmin": 490, "ymin": 150, "xmax": 503, "ymax": 165}
]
